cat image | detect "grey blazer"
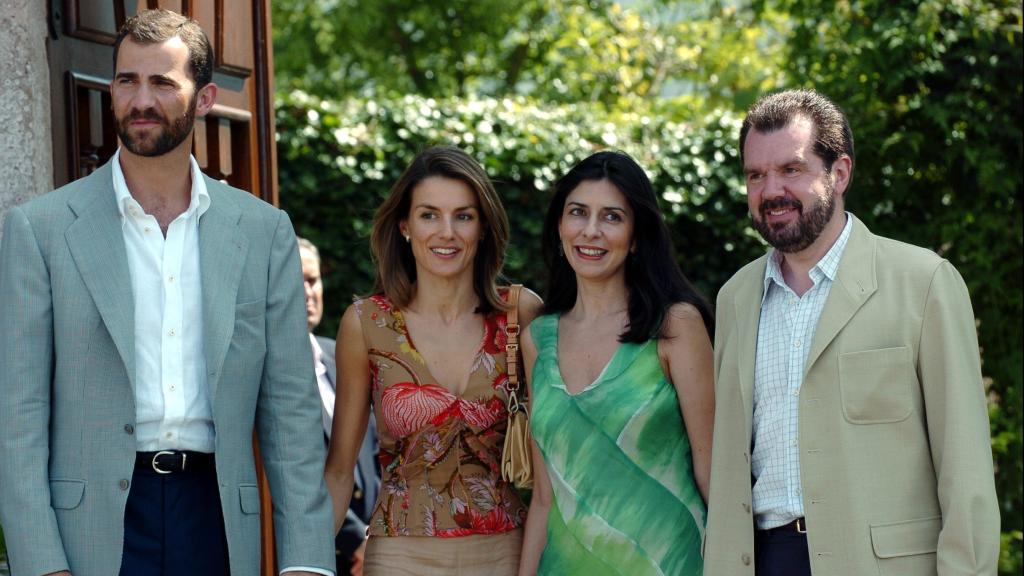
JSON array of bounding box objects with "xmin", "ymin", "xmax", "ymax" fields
[{"xmin": 0, "ymin": 160, "xmax": 335, "ymax": 575}]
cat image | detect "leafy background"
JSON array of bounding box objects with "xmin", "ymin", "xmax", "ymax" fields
[{"xmin": 273, "ymin": 0, "xmax": 1022, "ymax": 572}]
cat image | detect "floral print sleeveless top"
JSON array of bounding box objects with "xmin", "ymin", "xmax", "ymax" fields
[{"xmin": 354, "ymin": 293, "xmax": 526, "ymax": 537}]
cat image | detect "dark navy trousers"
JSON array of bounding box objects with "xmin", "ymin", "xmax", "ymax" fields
[
  {"xmin": 118, "ymin": 464, "xmax": 229, "ymax": 575},
  {"xmin": 754, "ymin": 528, "xmax": 813, "ymax": 576}
]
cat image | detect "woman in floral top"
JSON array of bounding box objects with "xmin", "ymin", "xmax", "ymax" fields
[{"xmin": 325, "ymin": 146, "xmax": 541, "ymax": 575}]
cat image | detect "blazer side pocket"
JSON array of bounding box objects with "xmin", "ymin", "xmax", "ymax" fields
[
  {"xmin": 50, "ymin": 479, "xmax": 86, "ymax": 510},
  {"xmin": 238, "ymin": 483, "xmax": 261, "ymax": 515},
  {"xmin": 870, "ymin": 515, "xmax": 941, "ymax": 558},
  {"xmin": 839, "ymin": 346, "xmax": 914, "ymax": 424}
]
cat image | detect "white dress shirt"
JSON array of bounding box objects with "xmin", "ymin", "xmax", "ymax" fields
[
  {"xmin": 311, "ymin": 334, "xmax": 336, "ymax": 438},
  {"xmin": 113, "ymin": 149, "xmax": 214, "ymax": 453},
  {"xmin": 751, "ymin": 214, "xmax": 853, "ymax": 529},
  {"xmin": 115, "ymin": 151, "xmax": 334, "ymax": 576}
]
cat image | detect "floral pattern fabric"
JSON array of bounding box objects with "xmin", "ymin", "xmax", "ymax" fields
[{"xmin": 355, "ymin": 293, "xmax": 526, "ymax": 537}]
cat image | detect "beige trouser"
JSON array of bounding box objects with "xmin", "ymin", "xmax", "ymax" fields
[{"xmin": 363, "ymin": 529, "xmax": 523, "ymax": 576}]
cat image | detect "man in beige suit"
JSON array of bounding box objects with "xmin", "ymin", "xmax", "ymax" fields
[{"xmin": 704, "ymin": 89, "xmax": 999, "ymax": 576}]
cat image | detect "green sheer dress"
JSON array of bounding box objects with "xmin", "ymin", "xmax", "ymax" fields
[{"xmin": 529, "ymin": 314, "xmax": 705, "ymax": 576}]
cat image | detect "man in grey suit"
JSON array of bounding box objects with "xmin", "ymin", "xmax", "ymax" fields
[
  {"xmin": 298, "ymin": 238, "xmax": 379, "ymax": 576},
  {"xmin": 0, "ymin": 10, "xmax": 334, "ymax": 576}
]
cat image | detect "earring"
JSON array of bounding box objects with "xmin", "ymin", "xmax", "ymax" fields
[
  {"xmin": 557, "ymin": 244, "xmax": 564, "ymax": 258},
  {"xmin": 404, "ymin": 235, "xmax": 410, "ymax": 243}
]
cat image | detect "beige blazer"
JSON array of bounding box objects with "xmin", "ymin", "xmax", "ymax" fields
[{"xmin": 704, "ymin": 215, "xmax": 999, "ymax": 576}]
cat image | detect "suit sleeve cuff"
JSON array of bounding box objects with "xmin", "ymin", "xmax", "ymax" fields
[{"xmin": 281, "ymin": 566, "xmax": 334, "ymax": 576}]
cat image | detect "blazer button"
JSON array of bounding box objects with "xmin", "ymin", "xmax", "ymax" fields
[
  {"xmin": 119, "ymin": 479, "xmax": 130, "ymax": 490},
  {"xmin": 124, "ymin": 424, "xmax": 134, "ymax": 434},
  {"xmin": 741, "ymin": 553, "xmax": 751, "ymax": 566},
  {"xmin": 743, "ymin": 502, "xmax": 751, "ymax": 514}
]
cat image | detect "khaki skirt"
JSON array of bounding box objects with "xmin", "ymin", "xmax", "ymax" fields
[{"xmin": 363, "ymin": 529, "xmax": 523, "ymax": 576}]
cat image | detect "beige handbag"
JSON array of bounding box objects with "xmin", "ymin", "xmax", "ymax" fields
[{"xmin": 501, "ymin": 284, "xmax": 533, "ymax": 489}]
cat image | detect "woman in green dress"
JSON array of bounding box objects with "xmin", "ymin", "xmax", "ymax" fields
[{"xmin": 518, "ymin": 151, "xmax": 715, "ymax": 576}]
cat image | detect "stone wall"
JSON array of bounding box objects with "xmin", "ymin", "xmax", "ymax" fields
[{"xmin": 0, "ymin": 0, "xmax": 52, "ymax": 242}]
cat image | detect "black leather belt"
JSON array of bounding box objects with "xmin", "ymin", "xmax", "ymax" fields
[
  {"xmin": 135, "ymin": 450, "xmax": 215, "ymax": 474},
  {"xmin": 762, "ymin": 518, "xmax": 807, "ymax": 534}
]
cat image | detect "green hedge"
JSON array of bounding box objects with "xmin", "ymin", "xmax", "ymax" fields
[
  {"xmin": 277, "ymin": 90, "xmax": 1022, "ymax": 573},
  {"xmin": 277, "ymin": 91, "xmax": 760, "ymax": 325}
]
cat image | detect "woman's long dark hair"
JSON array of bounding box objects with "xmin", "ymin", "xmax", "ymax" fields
[{"xmin": 541, "ymin": 151, "xmax": 713, "ymax": 342}]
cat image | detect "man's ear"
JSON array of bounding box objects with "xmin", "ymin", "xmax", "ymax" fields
[
  {"xmin": 831, "ymin": 154, "xmax": 853, "ymax": 197},
  {"xmin": 194, "ymin": 82, "xmax": 218, "ymax": 117}
]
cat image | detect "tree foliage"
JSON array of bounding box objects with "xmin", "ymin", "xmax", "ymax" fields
[
  {"xmin": 272, "ymin": 0, "xmax": 784, "ymax": 111},
  {"xmin": 273, "ymin": 0, "xmax": 1022, "ymax": 572},
  {"xmin": 277, "ymin": 92, "xmax": 757, "ymax": 330}
]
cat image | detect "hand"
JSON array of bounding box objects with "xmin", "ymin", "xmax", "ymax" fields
[{"xmin": 350, "ymin": 539, "xmax": 368, "ymax": 576}]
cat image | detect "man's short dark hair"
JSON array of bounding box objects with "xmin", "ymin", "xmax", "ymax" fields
[
  {"xmin": 740, "ymin": 89, "xmax": 855, "ymax": 182},
  {"xmin": 113, "ymin": 9, "xmax": 214, "ymax": 90}
]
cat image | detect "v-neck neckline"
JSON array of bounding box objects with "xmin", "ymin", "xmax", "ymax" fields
[
  {"xmin": 552, "ymin": 314, "xmax": 627, "ymax": 397},
  {"xmin": 394, "ymin": 307, "xmax": 489, "ymax": 399}
]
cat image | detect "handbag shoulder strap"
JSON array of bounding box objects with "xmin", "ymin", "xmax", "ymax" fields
[{"xmin": 505, "ymin": 285, "xmax": 523, "ymax": 392}]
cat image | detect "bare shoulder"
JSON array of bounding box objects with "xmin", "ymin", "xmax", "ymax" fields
[
  {"xmin": 338, "ymin": 301, "xmax": 364, "ymax": 338},
  {"xmin": 661, "ymin": 302, "xmax": 707, "ymax": 339},
  {"xmin": 516, "ymin": 286, "xmax": 544, "ymax": 326}
]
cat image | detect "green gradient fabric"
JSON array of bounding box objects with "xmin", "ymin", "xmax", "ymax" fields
[{"xmin": 529, "ymin": 314, "xmax": 705, "ymax": 576}]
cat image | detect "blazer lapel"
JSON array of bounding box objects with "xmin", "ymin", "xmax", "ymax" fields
[
  {"xmin": 734, "ymin": 256, "xmax": 768, "ymax": 437},
  {"xmin": 324, "ymin": 354, "xmax": 337, "ymax": 389},
  {"xmin": 804, "ymin": 216, "xmax": 878, "ymax": 375},
  {"xmin": 65, "ymin": 163, "xmax": 137, "ymax": 391},
  {"xmin": 198, "ymin": 178, "xmax": 249, "ymax": 402}
]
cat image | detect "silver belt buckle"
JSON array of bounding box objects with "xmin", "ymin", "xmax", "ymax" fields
[{"xmin": 152, "ymin": 450, "xmax": 178, "ymax": 474}]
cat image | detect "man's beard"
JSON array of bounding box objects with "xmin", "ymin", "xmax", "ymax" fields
[
  {"xmin": 115, "ymin": 96, "xmax": 196, "ymax": 157},
  {"xmin": 751, "ymin": 178, "xmax": 837, "ymax": 253}
]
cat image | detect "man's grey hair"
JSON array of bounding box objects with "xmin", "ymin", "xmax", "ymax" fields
[{"xmin": 297, "ymin": 237, "xmax": 320, "ymax": 263}]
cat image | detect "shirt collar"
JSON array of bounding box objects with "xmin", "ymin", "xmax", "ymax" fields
[
  {"xmin": 111, "ymin": 147, "xmax": 211, "ymax": 222},
  {"xmin": 762, "ymin": 212, "xmax": 855, "ymax": 301}
]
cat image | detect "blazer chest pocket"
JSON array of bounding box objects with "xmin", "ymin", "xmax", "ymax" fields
[{"xmin": 839, "ymin": 347, "xmax": 914, "ymax": 424}]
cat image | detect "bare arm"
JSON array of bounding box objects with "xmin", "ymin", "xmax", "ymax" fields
[
  {"xmin": 324, "ymin": 303, "xmax": 373, "ymax": 534},
  {"xmin": 659, "ymin": 303, "xmax": 715, "ymax": 503},
  {"xmin": 517, "ymin": 324, "xmax": 552, "ymax": 576},
  {"xmin": 517, "ymin": 286, "xmax": 544, "ymax": 328}
]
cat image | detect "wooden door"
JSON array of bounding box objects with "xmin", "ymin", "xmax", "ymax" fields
[
  {"xmin": 47, "ymin": 2, "xmax": 280, "ymax": 574},
  {"xmin": 47, "ymin": 0, "xmax": 279, "ymax": 205}
]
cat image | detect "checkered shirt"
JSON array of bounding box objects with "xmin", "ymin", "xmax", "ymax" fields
[{"xmin": 751, "ymin": 214, "xmax": 854, "ymax": 530}]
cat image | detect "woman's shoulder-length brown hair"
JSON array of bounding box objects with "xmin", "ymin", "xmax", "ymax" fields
[{"xmin": 369, "ymin": 145, "xmax": 511, "ymax": 313}]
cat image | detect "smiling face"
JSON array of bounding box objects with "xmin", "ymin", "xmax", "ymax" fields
[
  {"xmin": 111, "ymin": 36, "xmax": 215, "ymax": 157},
  {"xmin": 399, "ymin": 176, "xmax": 483, "ymax": 282},
  {"xmin": 743, "ymin": 115, "xmax": 849, "ymax": 254},
  {"xmin": 558, "ymin": 179, "xmax": 635, "ymax": 283}
]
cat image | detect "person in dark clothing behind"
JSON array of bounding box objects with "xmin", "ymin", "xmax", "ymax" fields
[{"xmin": 299, "ymin": 237, "xmax": 380, "ymax": 576}]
